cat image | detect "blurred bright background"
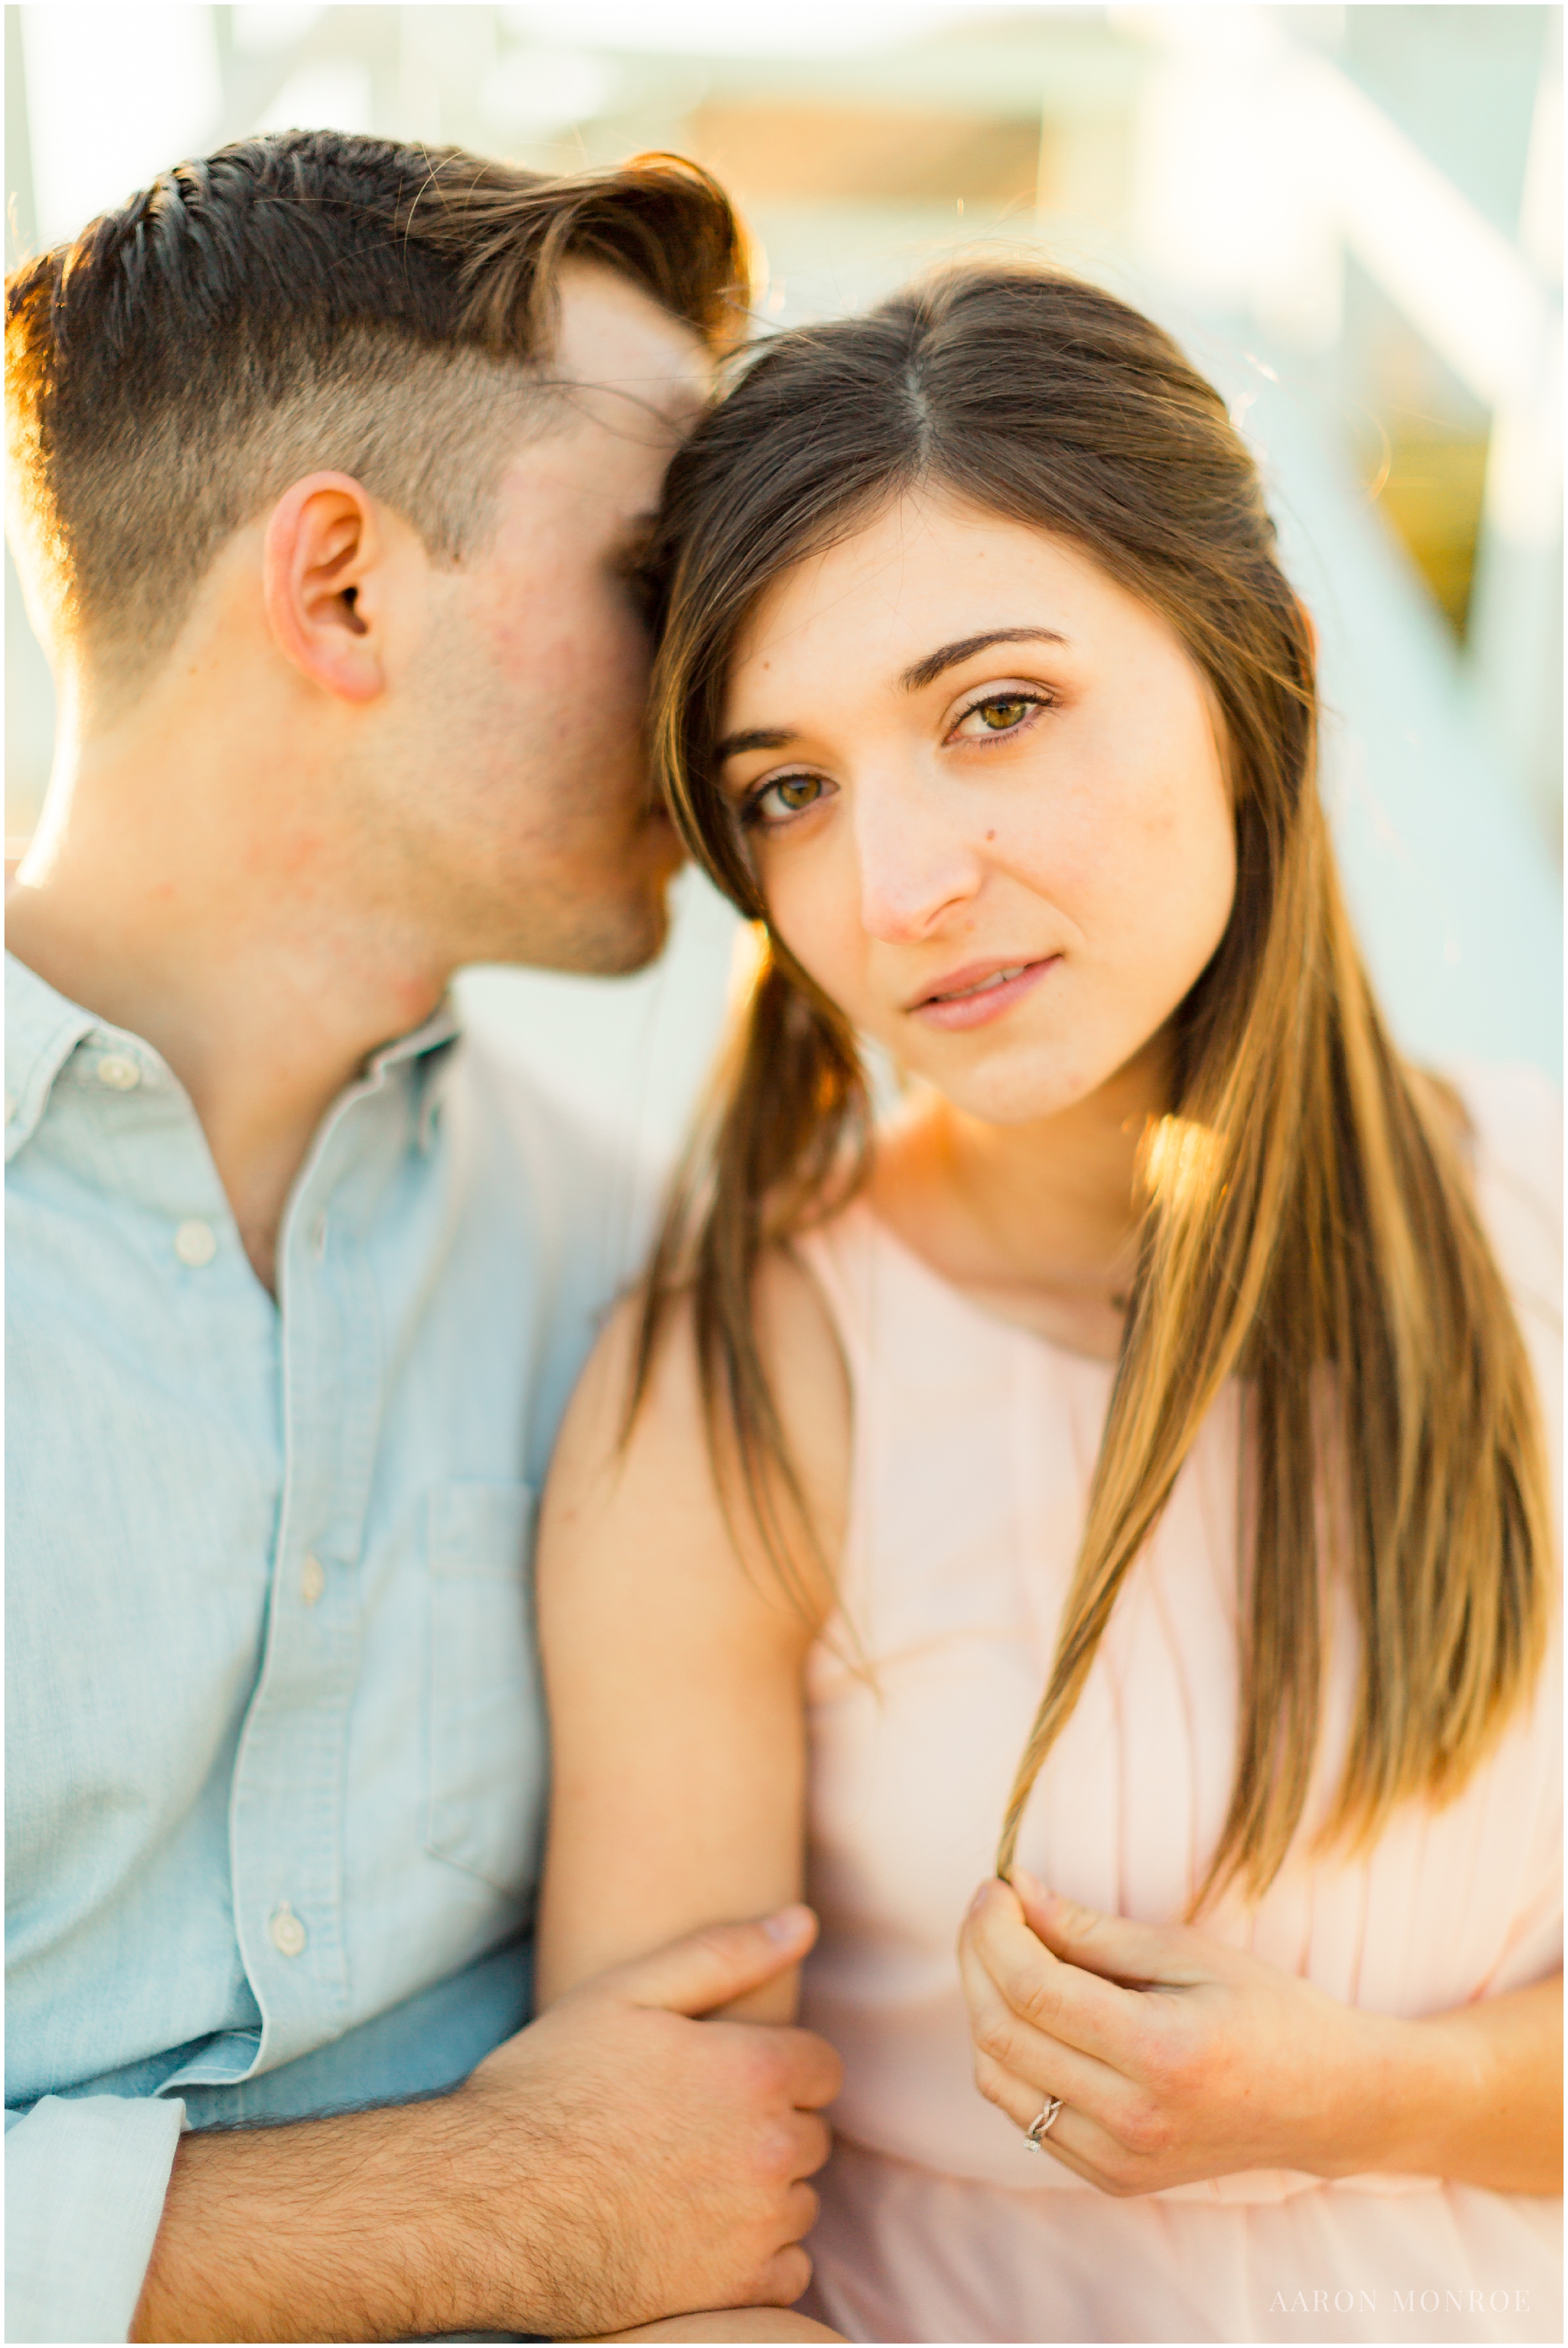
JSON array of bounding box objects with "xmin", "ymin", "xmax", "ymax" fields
[{"xmin": 5, "ymin": 3, "xmax": 1562, "ymax": 1173}]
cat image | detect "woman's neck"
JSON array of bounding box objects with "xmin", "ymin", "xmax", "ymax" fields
[{"xmin": 868, "ymin": 1032, "xmax": 1174, "ymax": 1358}]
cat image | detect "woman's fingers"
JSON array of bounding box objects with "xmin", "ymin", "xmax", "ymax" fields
[
  {"xmin": 968, "ymin": 2035, "xmax": 1061, "ymax": 2132},
  {"xmin": 968, "ymin": 2045, "xmax": 1130, "ymax": 2192},
  {"xmin": 1012, "ymin": 1869, "xmax": 1206, "ymax": 1988},
  {"xmin": 961, "ymin": 1879, "xmax": 1150, "ymax": 2070},
  {"xmin": 957, "ymin": 1879, "xmax": 1201, "ymax": 2185},
  {"xmin": 957, "ymin": 1914, "xmax": 1146, "ymax": 2134}
]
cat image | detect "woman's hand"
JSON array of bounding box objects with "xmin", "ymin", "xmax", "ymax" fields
[
  {"xmin": 957, "ymin": 1872, "xmax": 1562, "ymax": 2198},
  {"xmin": 958, "ymin": 1870, "xmax": 1376, "ymax": 2194}
]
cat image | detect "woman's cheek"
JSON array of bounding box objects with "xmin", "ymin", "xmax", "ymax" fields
[
  {"xmin": 766, "ymin": 857, "xmax": 864, "ymax": 1004},
  {"xmin": 1077, "ymin": 746, "xmax": 1232, "ymax": 945}
]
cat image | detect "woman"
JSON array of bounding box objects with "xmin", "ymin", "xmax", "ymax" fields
[{"xmin": 534, "ymin": 266, "xmax": 1560, "ymax": 2344}]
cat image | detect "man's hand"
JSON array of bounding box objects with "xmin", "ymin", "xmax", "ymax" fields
[
  {"xmin": 958, "ymin": 1872, "xmax": 1562, "ymax": 2199},
  {"xmin": 133, "ymin": 1905, "xmax": 841, "ymax": 2344},
  {"xmin": 454, "ymin": 1904, "xmax": 841, "ymax": 2334}
]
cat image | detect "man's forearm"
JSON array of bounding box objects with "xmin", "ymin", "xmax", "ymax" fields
[
  {"xmin": 132, "ymin": 1913, "xmax": 838, "ymax": 2343},
  {"xmin": 132, "ymin": 2091, "xmax": 511, "ymax": 2344}
]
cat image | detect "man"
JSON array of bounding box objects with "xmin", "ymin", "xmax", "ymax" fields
[{"xmin": 5, "ymin": 132, "xmax": 840, "ymax": 2345}]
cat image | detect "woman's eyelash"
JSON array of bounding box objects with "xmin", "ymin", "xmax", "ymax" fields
[
  {"xmin": 951, "ymin": 687, "xmax": 1056, "ymax": 737},
  {"xmin": 736, "ymin": 688, "xmax": 1055, "ymax": 828},
  {"xmin": 738, "ymin": 773, "xmax": 826, "ymax": 829}
]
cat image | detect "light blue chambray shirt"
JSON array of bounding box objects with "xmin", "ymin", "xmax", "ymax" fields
[{"xmin": 5, "ymin": 951, "xmax": 644, "ymax": 2344}]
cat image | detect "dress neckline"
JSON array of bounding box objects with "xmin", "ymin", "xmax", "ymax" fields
[{"xmin": 836, "ymin": 1194, "xmax": 1123, "ymax": 1374}]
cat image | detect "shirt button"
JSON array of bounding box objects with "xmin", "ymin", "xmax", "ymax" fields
[
  {"xmin": 300, "ymin": 1552, "xmax": 326, "ymax": 1607},
  {"xmin": 269, "ymin": 1900, "xmax": 307, "ymax": 1958},
  {"xmin": 96, "ymin": 1053, "xmax": 142, "ymax": 1091},
  {"xmin": 174, "ymin": 1218, "xmax": 217, "ymax": 1267}
]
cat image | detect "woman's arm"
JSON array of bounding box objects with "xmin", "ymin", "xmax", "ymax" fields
[
  {"xmin": 1384, "ymin": 1969, "xmax": 1562, "ymax": 2192},
  {"xmin": 535, "ymin": 1253, "xmax": 850, "ymax": 2024},
  {"xmin": 958, "ymin": 1874, "xmax": 1562, "ymax": 2196}
]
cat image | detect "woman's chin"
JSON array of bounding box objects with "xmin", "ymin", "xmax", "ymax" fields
[{"xmin": 915, "ymin": 1060, "xmax": 1111, "ymax": 1131}]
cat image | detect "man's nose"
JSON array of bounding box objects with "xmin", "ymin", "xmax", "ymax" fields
[{"xmin": 852, "ymin": 771, "xmax": 985, "ymax": 944}]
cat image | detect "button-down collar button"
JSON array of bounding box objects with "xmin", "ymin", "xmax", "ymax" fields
[
  {"xmin": 96, "ymin": 1053, "xmax": 142, "ymax": 1091},
  {"xmin": 300, "ymin": 1552, "xmax": 326, "ymax": 1607},
  {"xmin": 269, "ymin": 1900, "xmax": 307, "ymax": 1957},
  {"xmin": 311, "ymin": 1213, "xmax": 328, "ymax": 1260},
  {"xmin": 174, "ymin": 1218, "xmax": 217, "ymax": 1267}
]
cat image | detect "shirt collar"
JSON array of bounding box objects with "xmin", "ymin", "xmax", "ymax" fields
[
  {"xmin": 365, "ymin": 1000, "xmax": 463, "ymax": 1156},
  {"xmin": 365, "ymin": 997, "xmax": 461, "ymax": 1077},
  {"xmin": 6, "ymin": 953, "xmax": 99, "ymax": 1161},
  {"xmin": 4, "ymin": 951, "xmax": 463, "ymax": 1162}
]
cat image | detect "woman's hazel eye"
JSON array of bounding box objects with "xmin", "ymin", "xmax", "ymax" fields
[
  {"xmin": 754, "ymin": 775, "xmax": 824, "ymax": 821},
  {"xmin": 975, "ymin": 696, "xmax": 1033, "ymax": 731}
]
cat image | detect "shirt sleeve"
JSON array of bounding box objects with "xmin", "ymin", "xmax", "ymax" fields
[{"xmin": 5, "ymin": 2094, "xmax": 186, "ymax": 2345}]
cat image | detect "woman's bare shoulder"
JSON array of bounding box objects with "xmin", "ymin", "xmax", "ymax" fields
[{"xmin": 539, "ymin": 1244, "xmax": 851, "ymax": 1644}]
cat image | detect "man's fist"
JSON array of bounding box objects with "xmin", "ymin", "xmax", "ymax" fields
[{"xmin": 449, "ymin": 1906, "xmax": 843, "ymax": 2338}]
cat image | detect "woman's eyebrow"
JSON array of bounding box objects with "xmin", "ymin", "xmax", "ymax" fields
[
  {"xmin": 900, "ymin": 627, "xmax": 1069, "ymax": 692},
  {"xmin": 715, "ymin": 725, "xmax": 797, "ymax": 765},
  {"xmin": 714, "ymin": 626, "xmax": 1070, "ymax": 764}
]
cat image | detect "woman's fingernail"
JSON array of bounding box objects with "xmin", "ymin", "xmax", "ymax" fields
[
  {"xmin": 967, "ymin": 1881, "xmax": 994, "ymax": 1917},
  {"xmin": 762, "ymin": 1903, "xmax": 813, "ymax": 1944},
  {"xmin": 1013, "ymin": 1867, "xmax": 1050, "ymax": 1906}
]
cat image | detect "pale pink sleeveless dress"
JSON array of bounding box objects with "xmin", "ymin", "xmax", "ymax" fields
[{"xmin": 794, "ymin": 1067, "xmax": 1562, "ymax": 2345}]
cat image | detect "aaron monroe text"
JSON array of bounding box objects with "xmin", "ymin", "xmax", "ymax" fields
[{"xmin": 1269, "ymin": 2289, "xmax": 1534, "ymax": 2317}]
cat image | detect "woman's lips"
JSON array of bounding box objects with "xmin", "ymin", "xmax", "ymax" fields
[{"xmin": 908, "ymin": 955, "xmax": 1060, "ymax": 1032}]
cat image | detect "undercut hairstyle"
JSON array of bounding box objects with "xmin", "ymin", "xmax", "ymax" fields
[{"xmin": 4, "ymin": 130, "xmax": 748, "ymax": 699}]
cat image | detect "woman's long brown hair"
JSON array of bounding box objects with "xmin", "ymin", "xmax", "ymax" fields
[{"xmin": 639, "ymin": 265, "xmax": 1553, "ymax": 1906}]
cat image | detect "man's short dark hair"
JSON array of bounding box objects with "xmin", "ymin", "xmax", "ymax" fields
[{"xmin": 4, "ymin": 130, "xmax": 748, "ymax": 697}]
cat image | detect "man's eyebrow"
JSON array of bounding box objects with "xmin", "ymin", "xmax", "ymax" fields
[
  {"xmin": 900, "ymin": 627, "xmax": 1070, "ymax": 692},
  {"xmin": 714, "ymin": 726, "xmax": 798, "ymax": 766}
]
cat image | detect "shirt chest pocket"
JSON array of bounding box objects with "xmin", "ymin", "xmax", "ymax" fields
[{"xmin": 424, "ymin": 1480, "xmax": 546, "ymax": 1898}]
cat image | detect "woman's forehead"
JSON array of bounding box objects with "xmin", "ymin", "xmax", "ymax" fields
[{"xmin": 723, "ymin": 499, "xmax": 1153, "ymax": 708}]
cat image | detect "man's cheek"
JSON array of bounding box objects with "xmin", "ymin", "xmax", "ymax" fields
[{"xmin": 539, "ymin": 578, "xmax": 646, "ymax": 696}]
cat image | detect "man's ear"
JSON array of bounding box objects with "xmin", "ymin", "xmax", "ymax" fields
[{"xmin": 262, "ymin": 472, "xmax": 388, "ymax": 703}]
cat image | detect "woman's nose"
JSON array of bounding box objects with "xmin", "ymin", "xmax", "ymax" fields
[{"xmin": 853, "ymin": 774, "xmax": 985, "ymax": 944}]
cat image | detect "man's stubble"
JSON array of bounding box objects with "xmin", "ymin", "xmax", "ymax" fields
[{"xmin": 367, "ymin": 587, "xmax": 683, "ymax": 982}]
